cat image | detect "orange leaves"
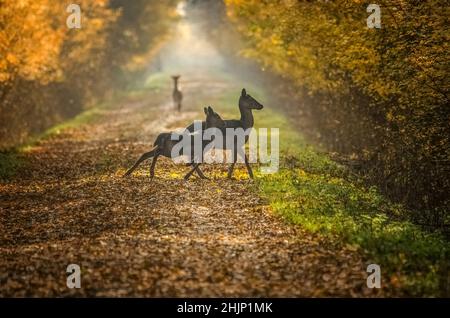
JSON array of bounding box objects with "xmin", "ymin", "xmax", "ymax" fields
[
  {"xmin": 225, "ymin": 0, "xmax": 448, "ymax": 100},
  {"xmin": 0, "ymin": 0, "xmax": 65, "ymax": 83},
  {"xmin": 0, "ymin": 0, "xmax": 119, "ymax": 85},
  {"xmin": 0, "ymin": 78, "xmax": 376, "ymax": 296},
  {"xmin": 0, "ymin": 1, "xmax": 178, "ymax": 149}
]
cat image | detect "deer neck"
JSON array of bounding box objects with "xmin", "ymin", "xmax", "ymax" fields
[
  {"xmin": 239, "ymin": 106, "xmax": 254, "ymax": 129},
  {"xmin": 173, "ymin": 80, "xmax": 179, "ymax": 91}
]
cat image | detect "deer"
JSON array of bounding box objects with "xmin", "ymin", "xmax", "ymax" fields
[
  {"xmin": 123, "ymin": 107, "xmax": 225, "ymax": 180},
  {"xmin": 172, "ymin": 75, "xmax": 183, "ymax": 112},
  {"xmin": 185, "ymin": 88, "xmax": 264, "ymax": 180}
]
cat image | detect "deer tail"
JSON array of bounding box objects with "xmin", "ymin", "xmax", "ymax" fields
[{"xmin": 123, "ymin": 148, "xmax": 158, "ymax": 177}]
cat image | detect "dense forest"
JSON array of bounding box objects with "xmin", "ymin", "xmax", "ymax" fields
[
  {"xmin": 225, "ymin": 0, "xmax": 449, "ymax": 231},
  {"xmin": 0, "ymin": 0, "xmax": 177, "ymax": 149}
]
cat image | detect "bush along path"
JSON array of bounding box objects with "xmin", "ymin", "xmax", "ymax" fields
[{"xmin": 0, "ymin": 72, "xmax": 447, "ymax": 297}]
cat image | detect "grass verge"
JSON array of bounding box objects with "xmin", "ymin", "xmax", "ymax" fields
[
  {"xmin": 0, "ymin": 149, "xmax": 24, "ymax": 181},
  {"xmin": 0, "ymin": 103, "xmax": 110, "ymax": 180},
  {"xmin": 214, "ymin": 78, "xmax": 448, "ymax": 296},
  {"xmin": 0, "ymin": 71, "xmax": 171, "ymax": 181}
]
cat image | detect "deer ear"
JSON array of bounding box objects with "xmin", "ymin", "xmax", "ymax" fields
[
  {"xmin": 204, "ymin": 107, "xmax": 208, "ymax": 115},
  {"xmin": 241, "ymin": 88, "xmax": 247, "ymax": 96},
  {"xmin": 207, "ymin": 106, "xmax": 215, "ymax": 115}
]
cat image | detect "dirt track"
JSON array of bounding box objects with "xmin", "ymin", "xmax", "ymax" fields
[{"xmin": 0, "ymin": 3, "xmax": 379, "ymax": 297}]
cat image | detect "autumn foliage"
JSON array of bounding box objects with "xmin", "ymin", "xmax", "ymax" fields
[
  {"xmin": 0, "ymin": 0, "xmax": 177, "ymax": 148},
  {"xmin": 225, "ymin": 0, "xmax": 449, "ymax": 228}
]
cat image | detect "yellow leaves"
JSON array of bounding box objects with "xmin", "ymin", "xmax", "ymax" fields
[
  {"xmin": 225, "ymin": 0, "xmax": 448, "ymax": 102},
  {"xmin": 169, "ymin": 171, "xmax": 184, "ymax": 179},
  {"xmin": 0, "ymin": 0, "xmax": 120, "ymax": 84},
  {"xmin": 386, "ymin": 112, "xmax": 394, "ymax": 122},
  {"xmin": 345, "ymin": 243, "xmax": 359, "ymax": 252},
  {"xmin": 0, "ymin": 0, "xmax": 65, "ymax": 83},
  {"xmin": 270, "ymin": 35, "xmax": 283, "ymax": 46},
  {"xmin": 6, "ymin": 53, "xmax": 19, "ymax": 64}
]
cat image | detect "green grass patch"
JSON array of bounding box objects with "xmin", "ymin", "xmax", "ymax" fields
[
  {"xmin": 0, "ymin": 72, "xmax": 171, "ymax": 181},
  {"xmin": 0, "ymin": 99, "xmax": 115, "ymax": 180},
  {"xmin": 252, "ymin": 102, "xmax": 448, "ymax": 296},
  {"xmin": 41, "ymin": 107, "xmax": 105, "ymax": 139},
  {"xmin": 144, "ymin": 72, "xmax": 172, "ymax": 91},
  {"xmin": 206, "ymin": 73, "xmax": 448, "ymax": 296},
  {"xmin": 0, "ymin": 149, "xmax": 25, "ymax": 180}
]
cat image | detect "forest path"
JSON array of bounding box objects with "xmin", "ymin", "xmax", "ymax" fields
[
  {"xmin": 0, "ymin": 3, "xmax": 374, "ymax": 297},
  {"xmin": 0, "ymin": 76, "xmax": 370, "ymax": 296}
]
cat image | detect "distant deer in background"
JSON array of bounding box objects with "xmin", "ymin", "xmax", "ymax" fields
[
  {"xmin": 124, "ymin": 107, "xmax": 225, "ymax": 180},
  {"xmin": 172, "ymin": 75, "xmax": 183, "ymax": 112}
]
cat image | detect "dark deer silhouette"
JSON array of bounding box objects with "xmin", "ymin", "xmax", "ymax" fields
[
  {"xmin": 123, "ymin": 107, "xmax": 225, "ymax": 180},
  {"xmin": 172, "ymin": 75, "xmax": 183, "ymax": 112},
  {"xmin": 186, "ymin": 89, "xmax": 263, "ymax": 179}
]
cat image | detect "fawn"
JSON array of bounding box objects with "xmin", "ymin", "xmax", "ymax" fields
[
  {"xmin": 172, "ymin": 75, "xmax": 183, "ymax": 112},
  {"xmin": 123, "ymin": 107, "xmax": 225, "ymax": 180},
  {"xmin": 185, "ymin": 88, "xmax": 263, "ymax": 179}
]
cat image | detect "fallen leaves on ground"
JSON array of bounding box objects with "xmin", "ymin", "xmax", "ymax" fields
[{"xmin": 0, "ymin": 76, "xmax": 382, "ymax": 297}]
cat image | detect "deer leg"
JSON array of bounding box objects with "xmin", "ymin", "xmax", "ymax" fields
[
  {"xmin": 244, "ymin": 154, "xmax": 254, "ymax": 179},
  {"xmin": 149, "ymin": 154, "xmax": 160, "ymax": 180},
  {"xmin": 124, "ymin": 149, "xmax": 157, "ymax": 177},
  {"xmin": 186, "ymin": 150, "xmax": 208, "ymax": 179},
  {"xmin": 227, "ymin": 148, "xmax": 238, "ymax": 179},
  {"xmin": 227, "ymin": 163, "xmax": 235, "ymax": 179},
  {"xmin": 195, "ymin": 150, "xmax": 209, "ymax": 179},
  {"xmin": 194, "ymin": 164, "xmax": 209, "ymax": 179},
  {"xmin": 184, "ymin": 163, "xmax": 201, "ymax": 180}
]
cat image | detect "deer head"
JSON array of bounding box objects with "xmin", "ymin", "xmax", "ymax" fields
[
  {"xmin": 239, "ymin": 88, "xmax": 263, "ymax": 110},
  {"xmin": 204, "ymin": 106, "xmax": 225, "ymax": 129}
]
